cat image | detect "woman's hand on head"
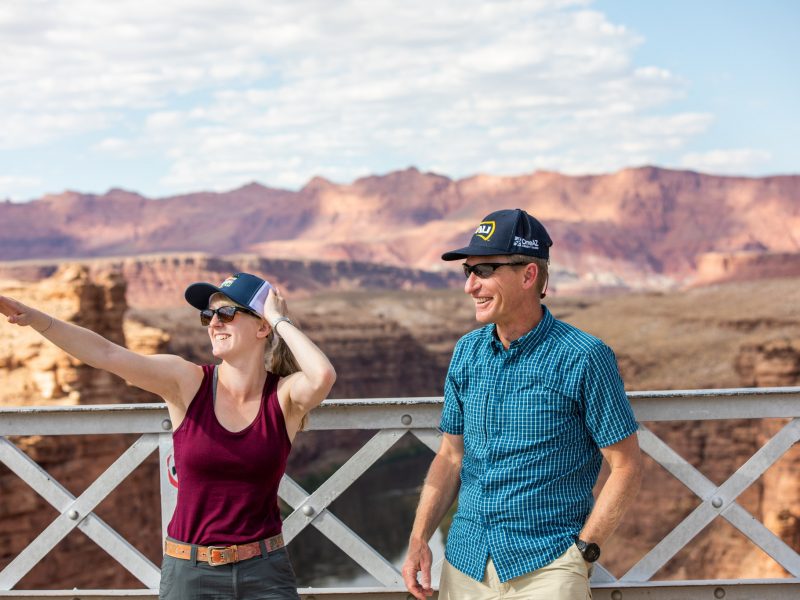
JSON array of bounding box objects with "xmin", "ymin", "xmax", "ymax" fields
[{"xmin": 263, "ymin": 287, "xmax": 288, "ymax": 325}]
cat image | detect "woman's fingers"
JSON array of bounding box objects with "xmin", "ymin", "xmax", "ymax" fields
[{"xmin": 0, "ymin": 296, "xmax": 27, "ymax": 323}]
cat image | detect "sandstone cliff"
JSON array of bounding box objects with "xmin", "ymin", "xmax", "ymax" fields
[
  {"xmin": 0, "ymin": 253, "xmax": 460, "ymax": 308},
  {"xmin": 0, "ymin": 267, "xmax": 167, "ymax": 588},
  {"xmin": 2, "ymin": 166, "xmax": 799, "ymax": 292},
  {"xmin": 694, "ymin": 251, "xmax": 800, "ymax": 286}
]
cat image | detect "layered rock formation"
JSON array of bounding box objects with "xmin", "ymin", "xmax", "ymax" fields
[
  {"xmin": 0, "ymin": 267, "xmax": 167, "ymax": 588},
  {"xmin": 735, "ymin": 338, "xmax": 800, "ymax": 577},
  {"xmin": 0, "ymin": 253, "xmax": 460, "ymax": 308},
  {"xmin": 694, "ymin": 251, "xmax": 800, "ymax": 286},
  {"xmin": 736, "ymin": 339, "xmax": 800, "ymax": 387},
  {"xmin": 2, "ymin": 166, "xmax": 799, "ymax": 292}
]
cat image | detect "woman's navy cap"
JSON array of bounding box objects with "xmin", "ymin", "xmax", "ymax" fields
[
  {"xmin": 441, "ymin": 208, "xmax": 553, "ymax": 261},
  {"xmin": 185, "ymin": 272, "xmax": 272, "ymax": 317}
]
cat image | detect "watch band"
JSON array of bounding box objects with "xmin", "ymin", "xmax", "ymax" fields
[{"xmin": 270, "ymin": 316, "xmax": 293, "ymax": 332}]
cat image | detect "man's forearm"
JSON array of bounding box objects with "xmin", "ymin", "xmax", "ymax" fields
[
  {"xmin": 410, "ymin": 451, "xmax": 462, "ymax": 542},
  {"xmin": 580, "ymin": 461, "xmax": 642, "ymax": 545}
]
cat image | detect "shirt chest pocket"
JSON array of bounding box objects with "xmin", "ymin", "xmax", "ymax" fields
[
  {"xmin": 461, "ymin": 385, "xmax": 493, "ymax": 440},
  {"xmin": 499, "ymin": 382, "xmax": 578, "ymax": 440}
]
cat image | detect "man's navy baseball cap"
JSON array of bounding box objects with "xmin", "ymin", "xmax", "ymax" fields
[
  {"xmin": 185, "ymin": 273, "xmax": 272, "ymax": 317},
  {"xmin": 441, "ymin": 208, "xmax": 553, "ymax": 261}
]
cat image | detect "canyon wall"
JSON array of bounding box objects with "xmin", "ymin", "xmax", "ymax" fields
[
  {"xmin": 2, "ymin": 167, "xmax": 800, "ymax": 292},
  {"xmin": 694, "ymin": 251, "xmax": 800, "ymax": 286},
  {"xmin": 0, "ymin": 267, "xmax": 167, "ymax": 588},
  {"xmin": 0, "ymin": 253, "xmax": 460, "ymax": 308}
]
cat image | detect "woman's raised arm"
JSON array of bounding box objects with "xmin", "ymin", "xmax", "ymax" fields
[
  {"xmin": 0, "ymin": 295, "xmax": 202, "ymax": 408},
  {"xmin": 264, "ymin": 289, "xmax": 336, "ymax": 424}
]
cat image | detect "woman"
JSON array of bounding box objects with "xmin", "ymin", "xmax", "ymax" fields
[{"xmin": 0, "ymin": 272, "xmax": 336, "ymax": 599}]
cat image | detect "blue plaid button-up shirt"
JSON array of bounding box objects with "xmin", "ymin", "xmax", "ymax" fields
[{"xmin": 439, "ymin": 305, "xmax": 638, "ymax": 583}]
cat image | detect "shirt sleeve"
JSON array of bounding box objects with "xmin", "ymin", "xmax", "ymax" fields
[
  {"xmin": 580, "ymin": 342, "xmax": 638, "ymax": 447},
  {"xmin": 439, "ymin": 339, "xmax": 465, "ymax": 435}
]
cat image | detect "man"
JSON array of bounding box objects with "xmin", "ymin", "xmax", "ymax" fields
[{"xmin": 402, "ymin": 209, "xmax": 642, "ymax": 599}]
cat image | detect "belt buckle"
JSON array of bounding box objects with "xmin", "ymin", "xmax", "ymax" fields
[{"xmin": 207, "ymin": 545, "xmax": 237, "ymax": 566}]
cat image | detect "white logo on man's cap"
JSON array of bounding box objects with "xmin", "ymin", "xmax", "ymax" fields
[
  {"xmin": 475, "ymin": 221, "xmax": 496, "ymax": 241},
  {"xmin": 514, "ymin": 236, "xmax": 539, "ymax": 250}
]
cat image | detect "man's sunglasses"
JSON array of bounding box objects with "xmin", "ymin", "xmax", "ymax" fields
[
  {"xmin": 200, "ymin": 305, "xmax": 261, "ymax": 326},
  {"xmin": 462, "ymin": 262, "xmax": 527, "ymax": 279}
]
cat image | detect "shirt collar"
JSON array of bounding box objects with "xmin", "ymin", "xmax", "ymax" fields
[{"xmin": 487, "ymin": 305, "xmax": 554, "ymax": 353}]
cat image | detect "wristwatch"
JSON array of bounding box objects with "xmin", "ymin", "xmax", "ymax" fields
[
  {"xmin": 576, "ymin": 538, "xmax": 601, "ymax": 562},
  {"xmin": 270, "ymin": 316, "xmax": 293, "ymax": 332}
]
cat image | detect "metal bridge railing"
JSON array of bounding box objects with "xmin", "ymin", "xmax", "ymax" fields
[{"xmin": 1, "ymin": 387, "xmax": 799, "ymax": 600}]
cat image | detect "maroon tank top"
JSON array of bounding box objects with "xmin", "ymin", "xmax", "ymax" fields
[{"xmin": 167, "ymin": 365, "xmax": 292, "ymax": 545}]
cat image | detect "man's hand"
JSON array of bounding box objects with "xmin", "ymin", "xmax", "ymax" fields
[{"xmin": 402, "ymin": 537, "xmax": 434, "ymax": 599}]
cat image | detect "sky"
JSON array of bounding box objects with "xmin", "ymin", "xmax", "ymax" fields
[{"xmin": 0, "ymin": 0, "xmax": 797, "ymax": 201}]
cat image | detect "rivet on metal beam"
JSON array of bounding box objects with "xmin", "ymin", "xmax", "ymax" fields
[
  {"xmin": 401, "ymin": 414, "xmax": 412, "ymax": 426},
  {"xmin": 611, "ymin": 591, "xmax": 622, "ymax": 600},
  {"xmin": 714, "ymin": 587, "xmax": 726, "ymax": 598},
  {"xmin": 711, "ymin": 497, "xmax": 723, "ymax": 508},
  {"xmin": 302, "ymin": 505, "xmax": 315, "ymax": 517},
  {"xmin": 162, "ymin": 419, "xmax": 173, "ymax": 431},
  {"xmin": 67, "ymin": 510, "xmax": 79, "ymax": 520}
]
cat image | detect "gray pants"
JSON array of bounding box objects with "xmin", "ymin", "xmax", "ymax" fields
[{"xmin": 159, "ymin": 546, "xmax": 300, "ymax": 600}]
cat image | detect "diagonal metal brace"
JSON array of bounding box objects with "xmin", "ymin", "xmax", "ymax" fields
[
  {"xmin": 0, "ymin": 434, "xmax": 160, "ymax": 590},
  {"xmin": 624, "ymin": 420, "xmax": 800, "ymax": 581},
  {"xmin": 283, "ymin": 429, "xmax": 406, "ymax": 537}
]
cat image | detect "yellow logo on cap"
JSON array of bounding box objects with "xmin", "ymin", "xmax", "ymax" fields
[{"xmin": 475, "ymin": 220, "xmax": 496, "ymax": 241}]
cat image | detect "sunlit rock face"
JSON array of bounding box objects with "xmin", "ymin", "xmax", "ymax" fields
[
  {"xmin": 736, "ymin": 339, "xmax": 800, "ymax": 388},
  {"xmin": 694, "ymin": 251, "xmax": 800, "ymax": 287},
  {"xmin": 0, "ymin": 253, "xmax": 460, "ymax": 309},
  {"xmin": 736, "ymin": 338, "xmax": 800, "ymax": 577},
  {"xmin": 1, "ymin": 266, "xmax": 124, "ymax": 405},
  {"xmin": 0, "ymin": 267, "xmax": 168, "ymax": 589},
  {"xmin": 2, "ymin": 167, "xmax": 800, "ymax": 293}
]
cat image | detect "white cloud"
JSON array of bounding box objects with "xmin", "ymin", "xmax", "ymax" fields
[
  {"xmin": 0, "ymin": 175, "xmax": 43, "ymax": 201},
  {"xmin": 1, "ymin": 0, "xmax": 716, "ymax": 195},
  {"xmin": 679, "ymin": 149, "xmax": 772, "ymax": 175}
]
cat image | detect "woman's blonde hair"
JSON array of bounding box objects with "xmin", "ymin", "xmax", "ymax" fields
[
  {"xmin": 265, "ymin": 329, "xmax": 300, "ymax": 376},
  {"xmin": 266, "ymin": 329, "xmax": 309, "ymax": 431}
]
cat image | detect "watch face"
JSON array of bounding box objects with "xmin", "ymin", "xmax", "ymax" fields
[{"xmin": 583, "ymin": 542, "xmax": 601, "ymax": 562}]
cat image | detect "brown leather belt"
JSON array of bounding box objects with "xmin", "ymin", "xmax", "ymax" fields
[{"xmin": 164, "ymin": 534, "xmax": 285, "ymax": 566}]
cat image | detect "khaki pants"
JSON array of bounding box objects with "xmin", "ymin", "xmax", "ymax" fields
[{"xmin": 439, "ymin": 544, "xmax": 591, "ymax": 600}]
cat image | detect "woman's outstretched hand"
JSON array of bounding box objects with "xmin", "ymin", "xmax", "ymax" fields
[{"xmin": 0, "ymin": 296, "xmax": 45, "ymax": 329}]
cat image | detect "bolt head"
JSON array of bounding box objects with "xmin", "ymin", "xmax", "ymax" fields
[
  {"xmin": 401, "ymin": 414, "xmax": 412, "ymax": 426},
  {"xmin": 67, "ymin": 510, "xmax": 79, "ymax": 520},
  {"xmin": 162, "ymin": 419, "xmax": 173, "ymax": 431},
  {"xmin": 611, "ymin": 591, "xmax": 622, "ymax": 600},
  {"xmin": 714, "ymin": 587, "xmax": 726, "ymax": 599},
  {"xmin": 302, "ymin": 505, "xmax": 315, "ymax": 517}
]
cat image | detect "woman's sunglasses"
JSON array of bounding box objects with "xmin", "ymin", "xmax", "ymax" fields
[
  {"xmin": 462, "ymin": 262, "xmax": 527, "ymax": 279},
  {"xmin": 200, "ymin": 305, "xmax": 261, "ymax": 326}
]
